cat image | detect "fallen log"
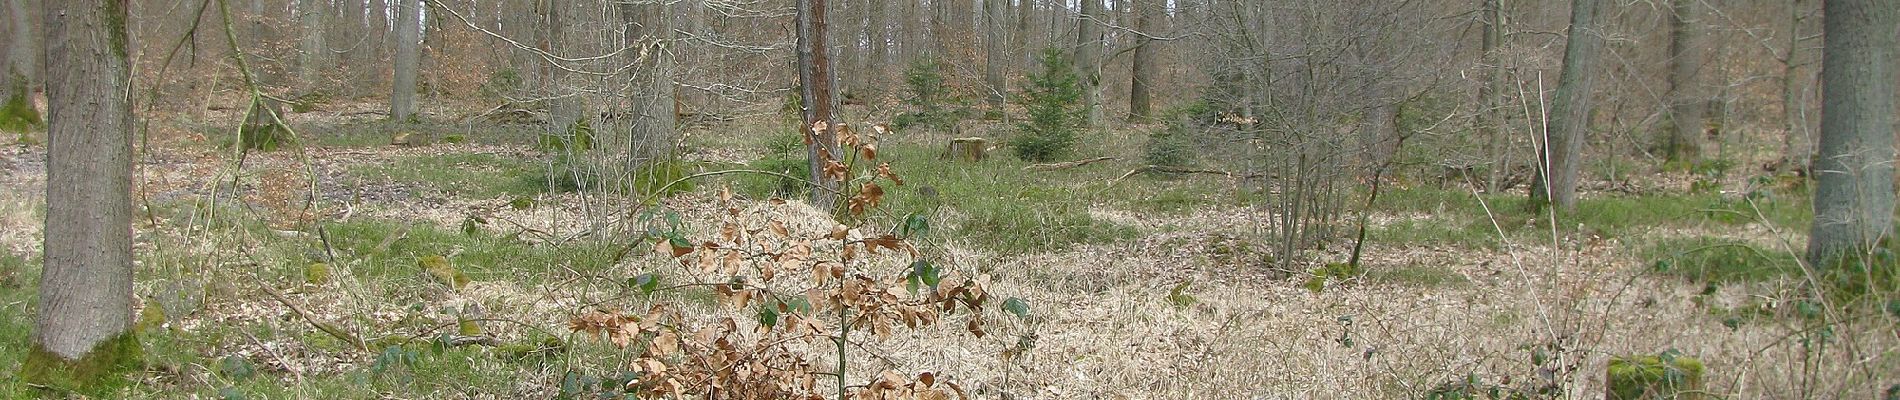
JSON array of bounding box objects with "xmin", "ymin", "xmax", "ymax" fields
[{"xmin": 1024, "ymin": 156, "xmax": 1117, "ymax": 171}]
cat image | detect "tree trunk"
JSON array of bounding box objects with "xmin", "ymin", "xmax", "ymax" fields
[
  {"xmin": 1779, "ymin": 0, "xmax": 1812, "ymax": 172},
  {"xmin": 4, "ymin": 0, "xmax": 35, "ymax": 88},
  {"xmin": 1127, "ymin": 0, "xmax": 1156, "ymax": 122},
  {"xmin": 1660, "ymin": 0, "xmax": 1704, "ymax": 163},
  {"xmin": 1478, "ymin": 0, "xmax": 1506, "ymax": 192},
  {"xmin": 390, "ymin": 0, "xmax": 420, "ymax": 121},
  {"xmin": 28, "ymin": 0, "xmax": 137, "ymax": 384},
  {"xmin": 983, "ymin": 0, "xmax": 1007, "ymax": 112},
  {"xmin": 1807, "ymin": 0, "xmax": 1896, "ymax": 268},
  {"xmin": 1530, "ymin": 0, "xmax": 1603, "ymax": 212},
  {"xmin": 1074, "ymin": 0, "xmax": 1103, "ymax": 127},
  {"xmin": 627, "ymin": 0, "xmax": 676, "ymax": 164},
  {"xmin": 296, "ymin": 0, "xmax": 329, "ymax": 92},
  {"xmin": 798, "ymin": 0, "xmax": 841, "ymax": 209}
]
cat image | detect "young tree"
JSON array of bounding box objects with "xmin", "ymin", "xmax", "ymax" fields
[
  {"xmin": 1659, "ymin": 0, "xmax": 1705, "ymax": 163},
  {"xmin": 1806, "ymin": 0, "xmax": 1896, "ymax": 268},
  {"xmin": 390, "ymin": 0, "xmax": 421, "ymax": 121},
  {"xmin": 1529, "ymin": 0, "xmax": 1604, "ymax": 212},
  {"xmin": 23, "ymin": 0, "xmax": 140, "ymax": 390},
  {"xmin": 984, "ymin": 0, "xmax": 1008, "ymax": 112}
]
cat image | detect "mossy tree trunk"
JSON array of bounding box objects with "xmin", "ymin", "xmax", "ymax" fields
[
  {"xmin": 27, "ymin": 0, "xmax": 140, "ymax": 390},
  {"xmin": 1807, "ymin": 0, "xmax": 1896, "ymax": 269},
  {"xmin": 1529, "ymin": 0, "xmax": 1603, "ymax": 212}
]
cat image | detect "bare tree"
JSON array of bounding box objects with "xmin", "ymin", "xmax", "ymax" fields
[
  {"xmin": 984, "ymin": 0, "xmax": 1008, "ymax": 111},
  {"xmin": 1074, "ymin": 0, "xmax": 1103, "ymax": 126},
  {"xmin": 23, "ymin": 0, "xmax": 138, "ymax": 388},
  {"xmin": 798, "ymin": 0, "xmax": 842, "ymax": 209},
  {"xmin": 1127, "ymin": 0, "xmax": 1156, "ymax": 121},
  {"xmin": 1806, "ymin": 0, "xmax": 1896, "ymax": 268},
  {"xmin": 1530, "ymin": 0, "xmax": 1603, "ymax": 212},
  {"xmin": 1659, "ymin": 0, "xmax": 1704, "ymax": 162},
  {"xmin": 297, "ymin": 0, "xmax": 330, "ymax": 92},
  {"xmin": 1476, "ymin": 0, "xmax": 1506, "ymax": 192},
  {"xmin": 391, "ymin": 0, "xmax": 421, "ymax": 121}
]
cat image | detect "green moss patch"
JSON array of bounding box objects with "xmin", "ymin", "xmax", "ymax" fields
[
  {"xmin": 19, "ymin": 332, "xmax": 144, "ymax": 397},
  {"xmin": 1606, "ymin": 353, "xmax": 1705, "ymax": 400}
]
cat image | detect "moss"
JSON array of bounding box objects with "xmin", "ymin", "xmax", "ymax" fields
[
  {"xmin": 419, "ymin": 256, "xmax": 468, "ymax": 290},
  {"xmin": 18, "ymin": 332, "xmax": 143, "ymax": 396},
  {"xmin": 305, "ymin": 262, "xmax": 332, "ymax": 285},
  {"xmin": 0, "ymin": 79, "xmax": 40, "ymax": 134},
  {"xmin": 1607, "ymin": 354, "xmax": 1705, "ymax": 400}
]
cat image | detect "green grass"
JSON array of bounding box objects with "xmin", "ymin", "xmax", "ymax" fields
[
  {"xmin": 322, "ymin": 218, "xmax": 622, "ymax": 286},
  {"xmin": 1368, "ymin": 186, "xmax": 1816, "ymax": 248},
  {"xmin": 351, "ymin": 153, "xmax": 546, "ymax": 199},
  {"xmin": 1640, "ymin": 237, "xmax": 1801, "ymax": 284},
  {"xmin": 305, "ymin": 120, "xmax": 540, "ymax": 148}
]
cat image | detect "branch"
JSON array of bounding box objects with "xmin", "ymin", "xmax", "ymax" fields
[{"xmin": 1023, "ymin": 157, "xmax": 1117, "ymax": 171}]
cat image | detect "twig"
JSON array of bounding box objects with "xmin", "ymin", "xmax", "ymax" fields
[{"xmin": 251, "ymin": 273, "xmax": 369, "ymax": 353}]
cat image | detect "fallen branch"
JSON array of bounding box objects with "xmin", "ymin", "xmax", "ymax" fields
[
  {"xmin": 1108, "ymin": 165, "xmax": 1237, "ymax": 187},
  {"xmin": 253, "ymin": 273, "xmax": 369, "ymax": 352},
  {"xmin": 1023, "ymin": 157, "xmax": 1117, "ymax": 171}
]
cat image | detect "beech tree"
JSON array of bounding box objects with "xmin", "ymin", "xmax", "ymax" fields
[
  {"xmin": 1529, "ymin": 0, "xmax": 1604, "ymax": 212},
  {"xmin": 1806, "ymin": 0, "xmax": 1896, "ymax": 268},
  {"xmin": 23, "ymin": 0, "xmax": 140, "ymax": 390},
  {"xmin": 391, "ymin": 0, "xmax": 422, "ymax": 121},
  {"xmin": 797, "ymin": 0, "xmax": 841, "ymax": 208}
]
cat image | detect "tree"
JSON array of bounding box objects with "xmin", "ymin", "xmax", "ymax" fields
[
  {"xmin": 1073, "ymin": 0, "xmax": 1103, "ymax": 127},
  {"xmin": 1, "ymin": 0, "xmax": 40, "ymax": 133},
  {"xmin": 1476, "ymin": 0, "xmax": 1506, "ymax": 192},
  {"xmin": 22, "ymin": 0, "xmax": 140, "ymax": 391},
  {"xmin": 1806, "ymin": 0, "xmax": 1896, "ymax": 269},
  {"xmin": 1014, "ymin": 48, "xmax": 1084, "ymax": 162},
  {"xmin": 296, "ymin": 0, "xmax": 329, "ymax": 92},
  {"xmin": 390, "ymin": 0, "xmax": 421, "ymax": 122},
  {"xmin": 1659, "ymin": 0, "xmax": 1705, "ymax": 163},
  {"xmin": 1127, "ymin": 0, "xmax": 1156, "ymax": 122},
  {"xmin": 984, "ymin": 0, "xmax": 1008, "ymax": 112},
  {"xmin": 1529, "ymin": 0, "xmax": 1604, "ymax": 212},
  {"xmin": 797, "ymin": 0, "xmax": 842, "ymax": 209}
]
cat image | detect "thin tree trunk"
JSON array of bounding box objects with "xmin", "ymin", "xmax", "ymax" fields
[
  {"xmin": 798, "ymin": 0, "xmax": 841, "ymax": 209},
  {"xmin": 1779, "ymin": 0, "xmax": 1812, "ymax": 171},
  {"xmin": 1807, "ymin": 0, "xmax": 1897, "ymax": 268},
  {"xmin": 390, "ymin": 0, "xmax": 420, "ymax": 121},
  {"xmin": 4, "ymin": 0, "xmax": 35, "ymax": 88},
  {"xmin": 31, "ymin": 0, "xmax": 136, "ymax": 372},
  {"xmin": 627, "ymin": 0, "xmax": 676, "ymax": 164},
  {"xmin": 1530, "ymin": 0, "xmax": 1603, "ymax": 212},
  {"xmin": 1661, "ymin": 0, "xmax": 1704, "ymax": 162},
  {"xmin": 1478, "ymin": 0, "xmax": 1505, "ymax": 192},
  {"xmin": 1127, "ymin": 0, "xmax": 1156, "ymax": 122}
]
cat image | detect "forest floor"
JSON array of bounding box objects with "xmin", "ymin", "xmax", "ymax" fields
[{"xmin": 0, "ymin": 101, "xmax": 1895, "ymax": 399}]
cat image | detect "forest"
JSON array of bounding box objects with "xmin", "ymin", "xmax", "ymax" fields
[{"xmin": 0, "ymin": 0, "xmax": 1896, "ymax": 398}]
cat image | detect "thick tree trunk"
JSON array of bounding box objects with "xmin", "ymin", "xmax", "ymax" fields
[
  {"xmin": 296, "ymin": 0, "xmax": 329, "ymax": 92},
  {"xmin": 390, "ymin": 0, "xmax": 420, "ymax": 121},
  {"xmin": 1807, "ymin": 0, "xmax": 1896, "ymax": 268},
  {"xmin": 33, "ymin": 0, "xmax": 136, "ymax": 371},
  {"xmin": 1779, "ymin": 0, "xmax": 1812, "ymax": 171},
  {"xmin": 1074, "ymin": 0, "xmax": 1103, "ymax": 127},
  {"xmin": 1660, "ymin": 0, "xmax": 1704, "ymax": 163},
  {"xmin": 798, "ymin": 0, "xmax": 841, "ymax": 209},
  {"xmin": 1127, "ymin": 0, "xmax": 1156, "ymax": 122},
  {"xmin": 1530, "ymin": 0, "xmax": 1603, "ymax": 212},
  {"xmin": 984, "ymin": 0, "xmax": 1007, "ymax": 111},
  {"xmin": 627, "ymin": 0, "xmax": 676, "ymax": 164}
]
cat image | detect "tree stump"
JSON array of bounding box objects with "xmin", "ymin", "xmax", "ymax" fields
[
  {"xmin": 944, "ymin": 137, "xmax": 988, "ymax": 162},
  {"xmin": 1606, "ymin": 354, "xmax": 1705, "ymax": 400},
  {"xmin": 240, "ymin": 98, "xmax": 289, "ymax": 151}
]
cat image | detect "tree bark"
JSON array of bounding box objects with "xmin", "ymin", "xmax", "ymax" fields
[
  {"xmin": 627, "ymin": 0, "xmax": 677, "ymax": 164},
  {"xmin": 1779, "ymin": 0, "xmax": 1813, "ymax": 171},
  {"xmin": 1530, "ymin": 0, "xmax": 1603, "ymax": 212},
  {"xmin": 1660, "ymin": 0, "xmax": 1704, "ymax": 163},
  {"xmin": 798, "ymin": 0, "xmax": 841, "ymax": 209},
  {"xmin": 4, "ymin": 0, "xmax": 35, "ymax": 88},
  {"xmin": 1807, "ymin": 0, "xmax": 1896, "ymax": 268},
  {"xmin": 34, "ymin": 0, "xmax": 136, "ymax": 367},
  {"xmin": 983, "ymin": 0, "xmax": 1007, "ymax": 111},
  {"xmin": 1478, "ymin": 0, "xmax": 1506, "ymax": 192},
  {"xmin": 1074, "ymin": 0, "xmax": 1103, "ymax": 127},
  {"xmin": 296, "ymin": 0, "xmax": 329, "ymax": 92},
  {"xmin": 1127, "ymin": 0, "xmax": 1156, "ymax": 122},
  {"xmin": 390, "ymin": 0, "xmax": 420, "ymax": 121}
]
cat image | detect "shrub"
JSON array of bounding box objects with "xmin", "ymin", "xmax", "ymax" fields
[
  {"xmin": 1013, "ymin": 48, "xmax": 1084, "ymax": 162},
  {"xmin": 1142, "ymin": 122, "xmax": 1196, "ymax": 168},
  {"xmin": 536, "ymin": 119, "xmax": 595, "ymax": 152}
]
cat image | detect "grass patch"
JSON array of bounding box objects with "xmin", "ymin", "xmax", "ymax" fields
[
  {"xmin": 351, "ymin": 153, "xmax": 545, "ymax": 199},
  {"xmin": 307, "ymin": 120, "xmax": 540, "ymax": 148},
  {"xmin": 322, "ymin": 218, "xmax": 621, "ymax": 286},
  {"xmin": 1372, "ymin": 187, "xmax": 1815, "ymax": 245},
  {"xmin": 1641, "ymin": 236, "xmax": 1800, "ymax": 284}
]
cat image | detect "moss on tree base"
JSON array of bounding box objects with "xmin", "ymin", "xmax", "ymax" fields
[
  {"xmin": 18, "ymin": 332, "xmax": 143, "ymax": 396},
  {"xmin": 1607, "ymin": 353, "xmax": 1705, "ymax": 400}
]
